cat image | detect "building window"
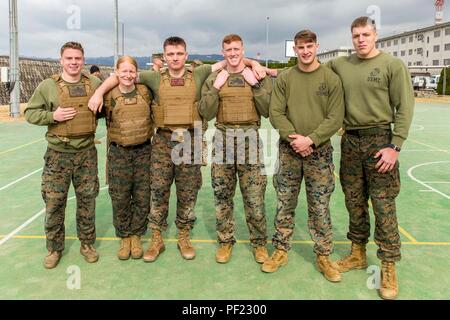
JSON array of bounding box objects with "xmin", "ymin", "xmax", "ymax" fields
[
  {"xmin": 444, "ymin": 59, "xmax": 450, "ymax": 65},
  {"xmin": 433, "ymin": 60, "xmax": 440, "ymax": 66},
  {"xmin": 434, "ymin": 30, "xmax": 441, "ymax": 37},
  {"xmin": 417, "ymin": 34, "xmax": 424, "ymax": 41},
  {"xmin": 446, "ymin": 28, "xmax": 450, "ymax": 35},
  {"xmin": 393, "ymin": 51, "xmax": 398, "ymax": 56},
  {"xmin": 387, "ymin": 40, "xmax": 391, "ymax": 47},
  {"xmin": 409, "ymin": 49, "xmax": 413, "ymax": 55},
  {"xmin": 408, "ymin": 62, "xmax": 412, "ymax": 66},
  {"xmin": 434, "ymin": 45, "xmax": 440, "ymax": 52},
  {"xmin": 409, "ymin": 36, "xmax": 413, "ymax": 42},
  {"xmin": 427, "ymin": 36, "xmax": 430, "ymax": 43},
  {"xmin": 445, "ymin": 43, "xmax": 450, "ymax": 51},
  {"xmin": 416, "ymin": 61, "xmax": 422, "ymax": 66},
  {"xmin": 394, "ymin": 39, "xmax": 398, "ymax": 45},
  {"xmin": 381, "ymin": 42, "xmax": 385, "ymax": 48},
  {"xmin": 401, "ymin": 37, "xmax": 406, "ymax": 44},
  {"xmin": 401, "ymin": 50, "xmax": 406, "ymax": 56},
  {"xmin": 417, "ymin": 48, "xmax": 423, "ymax": 54}
]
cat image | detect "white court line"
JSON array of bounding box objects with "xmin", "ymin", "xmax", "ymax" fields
[
  {"xmin": 0, "ymin": 138, "xmax": 44, "ymax": 156},
  {"xmin": 407, "ymin": 161, "xmax": 450, "ymax": 200},
  {"xmin": 0, "ymin": 168, "xmax": 42, "ymax": 192},
  {"xmin": 0, "ymin": 186, "xmax": 108, "ymax": 247},
  {"xmin": 0, "ymin": 135, "xmax": 106, "ymax": 192},
  {"xmin": 422, "ymin": 182, "xmax": 450, "ymax": 184}
]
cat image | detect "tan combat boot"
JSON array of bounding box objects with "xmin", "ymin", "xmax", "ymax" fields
[
  {"xmin": 43, "ymin": 251, "xmax": 62, "ymax": 269},
  {"xmin": 130, "ymin": 235, "xmax": 143, "ymax": 259},
  {"xmin": 379, "ymin": 261, "xmax": 398, "ymax": 300},
  {"xmin": 335, "ymin": 242, "xmax": 368, "ymax": 273},
  {"xmin": 143, "ymin": 230, "xmax": 165, "ymax": 262},
  {"xmin": 261, "ymin": 249, "xmax": 288, "ymax": 273},
  {"xmin": 253, "ymin": 246, "xmax": 269, "ymax": 264},
  {"xmin": 117, "ymin": 237, "xmax": 131, "ymax": 260},
  {"xmin": 216, "ymin": 243, "xmax": 233, "ymax": 263},
  {"xmin": 316, "ymin": 255, "xmax": 342, "ymax": 282},
  {"xmin": 80, "ymin": 244, "xmax": 99, "ymax": 263},
  {"xmin": 177, "ymin": 228, "xmax": 195, "ymax": 260}
]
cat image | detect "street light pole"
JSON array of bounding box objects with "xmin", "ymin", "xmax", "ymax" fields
[
  {"xmin": 9, "ymin": 0, "xmax": 20, "ymax": 118},
  {"xmin": 113, "ymin": 0, "xmax": 119, "ymax": 67},
  {"xmin": 121, "ymin": 22, "xmax": 124, "ymax": 56},
  {"xmin": 265, "ymin": 16, "xmax": 269, "ymax": 67}
]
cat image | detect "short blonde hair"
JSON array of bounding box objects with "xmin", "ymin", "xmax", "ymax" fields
[{"xmin": 116, "ymin": 55, "xmax": 138, "ymax": 70}]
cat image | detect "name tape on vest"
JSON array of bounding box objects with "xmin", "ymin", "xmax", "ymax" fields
[
  {"xmin": 68, "ymin": 85, "xmax": 87, "ymax": 97},
  {"xmin": 170, "ymin": 78, "xmax": 185, "ymax": 86}
]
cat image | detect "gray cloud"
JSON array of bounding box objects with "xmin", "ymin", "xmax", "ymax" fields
[{"xmin": 0, "ymin": 0, "xmax": 447, "ymax": 61}]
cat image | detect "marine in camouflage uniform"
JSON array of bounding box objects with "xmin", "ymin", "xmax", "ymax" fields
[
  {"xmin": 327, "ymin": 17, "xmax": 414, "ymax": 299},
  {"xmin": 25, "ymin": 42, "xmax": 102, "ymax": 269},
  {"xmin": 199, "ymin": 34, "xmax": 272, "ymax": 264},
  {"xmin": 101, "ymin": 82, "xmax": 153, "ymax": 260},
  {"xmin": 264, "ymin": 30, "xmax": 345, "ymax": 282}
]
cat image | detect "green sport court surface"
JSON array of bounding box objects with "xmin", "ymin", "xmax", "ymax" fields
[{"xmin": 0, "ymin": 100, "xmax": 449, "ymax": 300}]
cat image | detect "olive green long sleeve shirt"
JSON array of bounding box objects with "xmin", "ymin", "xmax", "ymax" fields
[
  {"xmin": 326, "ymin": 52, "xmax": 414, "ymax": 147},
  {"xmin": 25, "ymin": 75, "xmax": 101, "ymax": 152},
  {"xmin": 269, "ymin": 65, "xmax": 345, "ymax": 146}
]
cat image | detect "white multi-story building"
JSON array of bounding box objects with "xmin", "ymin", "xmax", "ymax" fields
[
  {"xmin": 376, "ymin": 21, "xmax": 450, "ymax": 68},
  {"xmin": 317, "ymin": 47, "xmax": 355, "ymax": 63}
]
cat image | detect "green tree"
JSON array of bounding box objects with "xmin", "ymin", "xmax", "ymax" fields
[{"xmin": 437, "ymin": 67, "xmax": 450, "ymax": 95}]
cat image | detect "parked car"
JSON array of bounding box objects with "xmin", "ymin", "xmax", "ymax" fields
[{"xmin": 426, "ymin": 75, "xmax": 440, "ymax": 90}]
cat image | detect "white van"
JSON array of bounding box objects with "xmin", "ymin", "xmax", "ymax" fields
[{"xmin": 426, "ymin": 75, "xmax": 440, "ymax": 90}]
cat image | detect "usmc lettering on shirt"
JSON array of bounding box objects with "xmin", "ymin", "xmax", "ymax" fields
[
  {"xmin": 316, "ymin": 82, "xmax": 329, "ymax": 96},
  {"xmin": 367, "ymin": 68, "xmax": 382, "ymax": 84}
]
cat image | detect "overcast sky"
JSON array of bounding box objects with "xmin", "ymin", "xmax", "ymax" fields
[{"xmin": 1, "ymin": 0, "xmax": 448, "ymax": 62}]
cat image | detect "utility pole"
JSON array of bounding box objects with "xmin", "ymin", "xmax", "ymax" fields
[
  {"xmin": 121, "ymin": 22, "xmax": 124, "ymax": 56},
  {"xmin": 113, "ymin": 0, "xmax": 119, "ymax": 67},
  {"xmin": 9, "ymin": 0, "xmax": 20, "ymax": 118},
  {"xmin": 265, "ymin": 16, "xmax": 270, "ymax": 67}
]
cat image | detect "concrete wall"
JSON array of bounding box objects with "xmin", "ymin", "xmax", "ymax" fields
[{"xmin": 0, "ymin": 56, "xmax": 113, "ymax": 105}]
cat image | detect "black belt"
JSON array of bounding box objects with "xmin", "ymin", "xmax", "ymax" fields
[
  {"xmin": 110, "ymin": 140, "xmax": 151, "ymax": 148},
  {"xmin": 345, "ymin": 127, "xmax": 391, "ymax": 137}
]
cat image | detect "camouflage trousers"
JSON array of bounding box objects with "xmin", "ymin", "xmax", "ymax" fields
[
  {"xmin": 149, "ymin": 129, "xmax": 202, "ymax": 231},
  {"xmin": 107, "ymin": 141, "xmax": 151, "ymax": 238},
  {"xmin": 340, "ymin": 130, "xmax": 401, "ymax": 262},
  {"xmin": 272, "ymin": 141, "xmax": 335, "ymax": 255},
  {"xmin": 212, "ymin": 129, "xmax": 267, "ymax": 247},
  {"xmin": 41, "ymin": 146, "xmax": 99, "ymax": 252}
]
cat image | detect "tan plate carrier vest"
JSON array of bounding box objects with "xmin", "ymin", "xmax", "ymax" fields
[
  {"xmin": 48, "ymin": 74, "xmax": 96, "ymax": 137},
  {"xmin": 105, "ymin": 84, "xmax": 152, "ymax": 146},
  {"xmin": 152, "ymin": 68, "xmax": 202, "ymax": 130},
  {"xmin": 217, "ymin": 74, "xmax": 260, "ymax": 125}
]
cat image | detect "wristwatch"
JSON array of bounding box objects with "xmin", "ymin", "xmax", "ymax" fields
[
  {"xmin": 251, "ymin": 82, "xmax": 261, "ymax": 89},
  {"xmin": 387, "ymin": 144, "xmax": 401, "ymax": 152}
]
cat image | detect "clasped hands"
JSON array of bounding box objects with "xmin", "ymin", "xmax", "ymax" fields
[{"xmin": 289, "ymin": 134, "xmax": 314, "ymax": 157}]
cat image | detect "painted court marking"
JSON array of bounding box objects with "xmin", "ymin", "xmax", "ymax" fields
[
  {"xmin": 0, "ymin": 186, "xmax": 108, "ymax": 247},
  {"xmin": 0, "ymin": 168, "xmax": 42, "ymax": 192},
  {"xmin": 0, "ymin": 138, "xmax": 44, "ymax": 156},
  {"xmin": 0, "ymin": 235, "xmax": 449, "ymax": 246},
  {"xmin": 407, "ymin": 161, "xmax": 450, "ymax": 201}
]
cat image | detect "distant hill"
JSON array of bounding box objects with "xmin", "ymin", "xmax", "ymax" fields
[
  {"xmin": 84, "ymin": 55, "xmax": 224, "ymax": 69},
  {"xmin": 23, "ymin": 54, "xmax": 277, "ymax": 70}
]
